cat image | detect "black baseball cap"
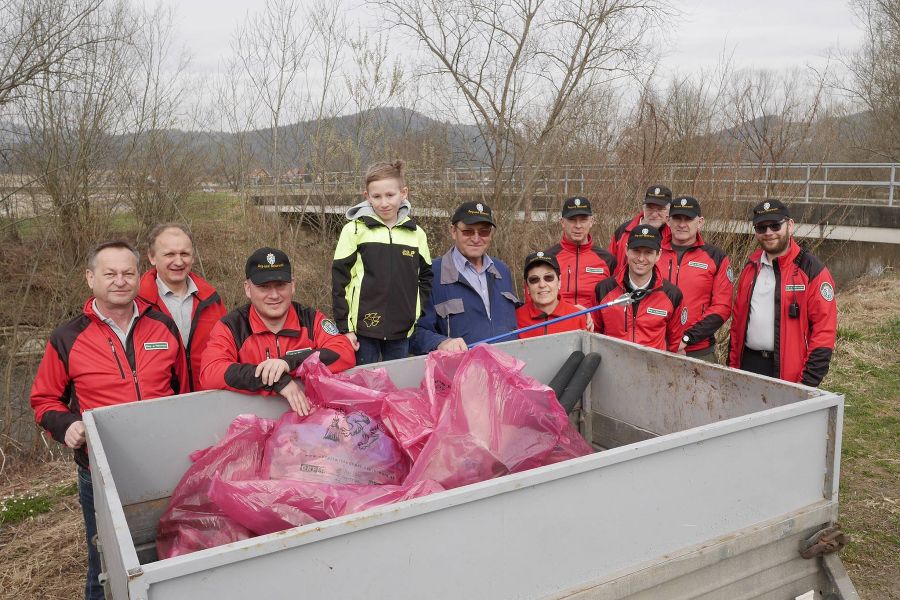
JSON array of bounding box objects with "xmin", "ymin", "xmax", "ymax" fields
[
  {"xmin": 245, "ymin": 247, "xmax": 292, "ymax": 284},
  {"xmin": 452, "ymin": 201, "xmax": 495, "ymax": 226},
  {"xmin": 561, "ymin": 196, "xmax": 592, "ymax": 218},
  {"xmin": 627, "ymin": 225, "xmax": 662, "ymax": 251},
  {"xmin": 523, "ymin": 251, "xmax": 560, "ymax": 278},
  {"xmin": 669, "ymin": 196, "xmax": 701, "ymax": 218},
  {"xmin": 751, "ymin": 199, "xmax": 791, "ymax": 225},
  {"xmin": 644, "ymin": 185, "xmax": 672, "ymax": 206}
]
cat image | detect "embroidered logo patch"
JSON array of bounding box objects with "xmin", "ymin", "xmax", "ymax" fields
[
  {"xmin": 585, "ymin": 267, "xmax": 605, "ymax": 274},
  {"xmin": 402, "ymin": 249, "xmax": 416, "ymax": 257},
  {"xmin": 646, "ymin": 307, "xmax": 668, "ymax": 317},
  {"xmin": 680, "ymin": 307, "xmax": 688, "ymax": 325},
  {"xmin": 785, "ymin": 284, "xmax": 806, "ymax": 292},
  {"xmin": 321, "ymin": 319, "xmax": 340, "ymax": 335},
  {"xmin": 820, "ymin": 282, "xmax": 834, "ymax": 302},
  {"xmin": 687, "ymin": 261, "xmax": 708, "ymax": 270},
  {"xmin": 143, "ymin": 342, "xmax": 169, "ymax": 351},
  {"xmin": 266, "ymin": 252, "xmax": 276, "ymax": 265},
  {"xmin": 726, "ymin": 266, "xmax": 735, "ymax": 283}
]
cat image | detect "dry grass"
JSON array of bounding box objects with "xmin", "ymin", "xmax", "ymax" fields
[{"xmin": 0, "ymin": 274, "xmax": 897, "ymax": 599}]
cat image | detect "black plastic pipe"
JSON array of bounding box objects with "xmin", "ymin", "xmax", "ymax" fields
[
  {"xmin": 557, "ymin": 353, "xmax": 602, "ymax": 414},
  {"xmin": 548, "ymin": 351, "xmax": 585, "ymax": 399}
]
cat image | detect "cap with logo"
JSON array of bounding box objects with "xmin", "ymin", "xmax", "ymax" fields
[
  {"xmin": 627, "ymin": 225, "xmax": 662, "ymax": 250},
  {"xmin": 561, "ymin": 196, "xmax": 592, "ymax": 218},
  {"xmin": 523, "ymin": 251, "xmax": 560, "ymax": 278},
  {"xmin": 452, "ymin": 201, "xmax": 496, "ymax": 226},
  {"xmin": 751, "ymin": 199, "xmax": 790, "ymax": 225},
  {"xmin": 644, "ymin": 185, "xmax": 672, "ymax": 206},
  {"xmin": 245, "ymin": 247, "xmax": 292, "ymax": 284},
  {"xmin": 669, "ymin": 196, "xmax": 701, "ymax": 218}
]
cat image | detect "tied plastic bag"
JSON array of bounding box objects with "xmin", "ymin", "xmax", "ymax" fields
[
  {"xmin": 404, "ymin": 345, "xmax": 593, "ymax": 490},
  {"xmin": 299, "ymin": 354, "xmax": 397, "ymax": 416},
  {"xmin": 156, "ymin": 414, "xmax": 274, "ymax": 559},
  {"xmin": 209, "ymin": 477, "xmax": 444, "ymax": 535},
  {"xmin": 263, "ymin": 408, "xmax": 408, "ymax": 485}
]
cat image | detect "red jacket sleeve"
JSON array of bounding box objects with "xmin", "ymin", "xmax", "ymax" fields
[
  {"xmin": 30, "ymin": 341, "xmax": 79, "ymax": 444},
  {"xmin": 800, "ymin": 269, "xmax": 837, "ymax": 386},
  {"xmin": 310, "ymin": 311, "xmax": 356, "ymax": 373},
  {"xmin": 685, "ymin": 255, "xmax": 734, "ymax": 341},
  {"xmin": 198, "ymin": 320, "xmax": 262, "ymax": 394}
]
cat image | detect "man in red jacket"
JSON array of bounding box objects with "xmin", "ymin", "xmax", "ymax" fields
[
  {"xmin": 659, "ymin": 196, "xmax": 733, "ymax": 362},
  {"xmin": 608, "ymin": 184, "xmax": 673, "ymax": 271},
  {"xmin": 201, "ymin": 247, "xmax": 356, "ymax": 415},
  {"xmin": 594, "ymin": 225, "xmax": 685, "ymax": 352},
  {"xmin": 728, "ymin": 200, "xmax": 837, "ymax": 386},
  {"xmin": 30, "ymin": 241, "xmax": 186, "ymax": 600},
  {"xmin": 138, "ymin": 223, "xmax": 226, "ymax": 391},
  {"xmin": 544, "ymin": 196, "xmax": 616, "ymax": 308}
]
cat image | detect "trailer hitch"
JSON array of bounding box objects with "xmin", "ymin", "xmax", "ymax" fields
[{"xmin": 799, "ymin": 524, "xmax": 847, "ymax": 559}]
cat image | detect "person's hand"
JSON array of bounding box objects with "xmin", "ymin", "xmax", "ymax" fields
[
  {"xmin": 585, "ymin": 313, "xmax": 595, "ymax": 333},
  {"xmin": 280, "ymin": 379, "xmax": 311, "ymax": 416},
  {"xmin": 677, "ymin": 340, "xmax": 687, "ymax": 355},
  {"xmin": 255, "ymin": 358, "xmax": 291, "ymax": 387},
  {"xmin": 345, "ymin": 332, "xmax": 360, "ymax": 351},
  {"xmin": 437, "ymin": 337, "xmax": 468, "ymax": 352},
  {"xmin": 64, "ymin": 421, "xmax": 86, "ymax": 449}
]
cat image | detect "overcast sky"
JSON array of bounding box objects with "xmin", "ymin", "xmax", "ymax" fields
[{"xmin": 170, "ymin": 0, "xmax": 865, "ymax": 78}]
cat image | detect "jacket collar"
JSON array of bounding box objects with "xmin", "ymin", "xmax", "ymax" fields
[
  {"xmin": 747, "ymin": 239, "xmax": 802, "ymax": 270},
  {"xmin": 560, "ymin": 234, "xmax": 594, "ymax": 252},
  {"xmin": 662, "ymin": 231, "xmax": 705, "ymax": 251},
  {"xmin": 247, "ymin": 301, "xmax": 301, "ymax": 336},
  {"xmin": 138, "ymin": 269, "xmax": 217, "ymax": 304},
  {"xmin": 615, "ymin": 264, "xmax": 664, "ymax": 292},
  {"xmin": 83, "ymin": 297, "xmax": 150, "ymax": 323},
  {"xmin": 523, "ymin": 297, "xmax": 566, "ymax": 319},
  {"xmin": 439, "ymin": 248, "xmax": 502, "ymax": 285}
]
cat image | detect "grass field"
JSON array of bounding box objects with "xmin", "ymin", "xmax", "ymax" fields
[{"xmin": 0, "ymin": 272, "xmax": 897, "ymax": 599}]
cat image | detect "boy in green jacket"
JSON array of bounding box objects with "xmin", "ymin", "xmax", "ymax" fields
[{"xmin": 332, "ymin": 161, "xmax": 433, "ymax": 364}]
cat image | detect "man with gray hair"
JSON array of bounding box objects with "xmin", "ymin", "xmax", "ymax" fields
[
  {"xmin": 138, "ymin": 223, "xmax": 226, "ymax": 391},
  {"xmin": 30, "ymin": 240, "xmax": 186, "ymax": 600}
]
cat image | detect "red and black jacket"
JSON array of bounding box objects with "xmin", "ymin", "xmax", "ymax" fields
[
  {"xmin": 138, "ymin": 269, "xmax": 227, "ymax": 392},
  {"xmin": 544, "ymin": 235, "xmax": 616, "ymax": 307},
  {"xmin": 200, "ymin": 301, "xmax": 356, "ymax": 394},
  {"xmin": 30, "ymin": 299, "xmax": 187, "ymax": 467},
  {"xmin": 608, "ymin": 214, "xmax": 671, "ymax": 274},
  {"xmin": 515, "ymin": 298, "xmax": 588, "ymax": 339},
  {"xmin": 593, "ymin": 267, "xmax": 685, "ymax": 352},
  {"xmin": 659, "ymin": 233, "xmax": 733, "ymax": 353},
  {"xmin": 728, "ymin": 240, "xmax": 837, "ymax": 386}
]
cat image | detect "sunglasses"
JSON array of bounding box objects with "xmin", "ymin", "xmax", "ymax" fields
[
  {"xmin": 527, "ymin": 274, "xmax": 557, "ymax": 285},
  {"xmin": 754, "ymin": 220, "xmax": 786, "ymax": 234},
  {"xmin": 455, "ymin": 226, "xmax": 493, "ymax": 238}
]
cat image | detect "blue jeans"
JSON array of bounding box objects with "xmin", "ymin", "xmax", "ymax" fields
[
  {"xmin": 78, "ymin": 467, "xmax": 105, "ymax": 600},
  {"xmin": 355, "ymin": 336, "xmax": 409, "ymax": 365}
]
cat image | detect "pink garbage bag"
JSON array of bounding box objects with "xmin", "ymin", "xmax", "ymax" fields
[
  {"xmin": 156, "ymin": 414, "xmax": 274, "ymax": 559},
  {"xmin": 404, "ymin": 345, "xmax": 593, "ymax": 490},
  {"xmin": 299, "ymin": 353, "xmax": 397, "ymax": 416},
  {"xmin": 210, "ymin": 477, "xmax": 444, "ymax": 535},
  {"xmin": 262, "ymin": 408, "xmax": 408, "ymax": 485}
]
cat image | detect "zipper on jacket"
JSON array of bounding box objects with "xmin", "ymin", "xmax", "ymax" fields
[
  {"xmin": 574, "ymin": 247, "xmax": 580, "ymax": 301},
  {"xmin": 107, "ymin": 339, "xmax": 126, "ymax": 379},
  {"xmin": 566, "ymin": 266, "xmax": 572, "ymax": 292},
  {"xmin": 124, "ymin": 331, "xmax": 142, "ymax": 400}
]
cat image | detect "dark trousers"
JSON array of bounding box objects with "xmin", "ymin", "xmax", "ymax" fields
[
  {"xmin": 355, "ymin": 336, "xmax": 409, "ymax": 365},
  {"xmin": 78, "ymin": 467, "xmax": 105, "ymax": 600},
  {"xmin": 740, "ymin": 348, "xmax": 776, "ymax": 378}
]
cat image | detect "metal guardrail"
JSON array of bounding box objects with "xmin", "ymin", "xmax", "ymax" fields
[{"xmin": 249, "ymin": 163, "xmax": 898, "ymax": 206}]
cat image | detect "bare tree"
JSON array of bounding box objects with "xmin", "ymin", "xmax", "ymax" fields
[
  {"xmin": 0, "ymin": 0, "xmax": 106, "ymax": 108},
  {"xmin": 839, "ymin": 0, "xmax": 900, "ymax": 160},
  {"xmin": 373, "ymin": 0, "xmax": 670, "ymax": 216}
]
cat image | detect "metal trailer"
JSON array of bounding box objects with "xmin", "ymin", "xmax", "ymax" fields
[{"xmin": 84, "ymin": 331, "xmax": 858, "ymax": 599}]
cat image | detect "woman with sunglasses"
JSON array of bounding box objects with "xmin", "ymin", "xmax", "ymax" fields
[{"xmin": 515, "ymin": 252, "xmax": 590, "ymax": 339}]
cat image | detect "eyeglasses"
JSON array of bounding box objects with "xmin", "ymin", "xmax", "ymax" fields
[
  {"xmin": 527, "ymin": 274, "xmax": 557, "ymax": 285},
  {"xmin": 754, "ymin": 220, "xmax": 786, "ymax": 234},
  {"xmin": 455, "ymin": 226, "xmax": 493, "ymax": 238}
]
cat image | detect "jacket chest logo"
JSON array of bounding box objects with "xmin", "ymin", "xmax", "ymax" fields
[
  {"xmin": 785, "ymin": 284, "xmax": 806, "ymax": 292},
  {"xmin": 143, "ymin": 342, "xmax": 169, "ymax": 350},
  {"xmin": 646, "ymin": 307, "xmax": 668, "ymax": 317},
  {"xmin": 402, "ymin": 249, "xmax": 416, "ymax": 257},
  {"xmin": 687, "ymin": 261, "xmax": 708, "ymax": 270},
  {"xmin": 362, "ymin": 313, "xmax": 381, "ymax": 328},
  {"xmin": 585, "ymin": 267, "xmax": 605, "ymax": 274}
]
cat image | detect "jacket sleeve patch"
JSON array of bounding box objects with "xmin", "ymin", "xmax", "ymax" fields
[
  {"xmin": 320, "ymin": 319, "xmax": 340, "ymax": 335},
  {"xmin": 680, "ymin": 307, "xmax": 688, "ymax": 325},
  {"xmin": 820, "ymin": 282, "xmax": 834, "ymax": 301}
]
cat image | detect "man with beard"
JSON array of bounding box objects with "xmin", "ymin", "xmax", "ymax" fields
[{"xmin": 728, "ymin": 200, "xmax": 837, "ymax": 386}]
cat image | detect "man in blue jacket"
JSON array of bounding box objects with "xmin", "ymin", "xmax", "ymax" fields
[{"xmin": 411, "ymin": 201, "xmax": 520, "ymax": 353}]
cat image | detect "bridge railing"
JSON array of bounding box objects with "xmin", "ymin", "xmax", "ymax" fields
[{"xmin": 249, "ymin": 162, "xmax": 898, "ymax": 206}]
